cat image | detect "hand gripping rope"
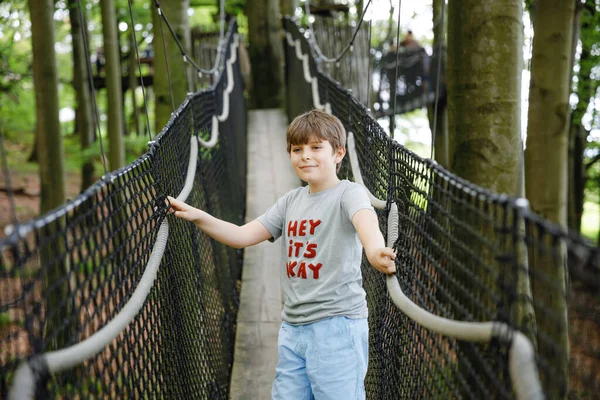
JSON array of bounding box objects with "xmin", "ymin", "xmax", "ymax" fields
[
  {"xmin": 7, "ymin": 124, "xmax": 226, "ymax": 399},
  {"xmin": 346, "ymin": 131, "xmax": 544, "ymax": 400}
]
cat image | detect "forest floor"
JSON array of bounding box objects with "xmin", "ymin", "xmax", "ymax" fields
[{"xmin": 0, "ymin": 138, "xmax": 85, "ymax": 241}]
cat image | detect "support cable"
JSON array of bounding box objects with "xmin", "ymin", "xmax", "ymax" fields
[
  {"xmin": 304, "ymin": 0, "xmax": 373, "ymax": 64},
  {"xmin": 127, "ymin": 0, "xmax": 154, "ymax": 138},
  {"xmin": 151, "ymin": 0, "xmax": 226, "ymax": 75},
  {"xmin": 391, "ymin": 0, "xmax": 402, "ymax": 136},
  {"xmin": 430, "ymin": 0, "xmax": 446, "ymax": 160},
  {"xmin": 76, "ymin": 0, "xmax": 108, "ymax": 175},
  {"xmin": 366, "ymin": 5, "xmax": 373, "ymax": 109},
  {"xmin": 156, "ymin": 5, "xmax": 176, "ymax": 111}
]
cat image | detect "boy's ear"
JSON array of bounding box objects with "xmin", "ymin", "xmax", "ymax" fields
[{"xmin": 335, "ymin": 146, "xmax": 346, "ymax": 164}]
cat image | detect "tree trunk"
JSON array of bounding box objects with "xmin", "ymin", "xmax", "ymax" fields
[
  {"xmin": 355, "ymin": 0, "xmax": 364, "ymax": 18},
  {"xmin": 569, "ymin": 124, "xmax": 586, "ymax": 233},
  {"xmin": 448, "ymin": 0, "xmax": 531, "ymax": 395},
  {"xmin": 68, "ymin": 0, "xmax": 95, "ymax": 191},
  {"xmin": 246, "ymin": 0, "xmax": 283, "ymax": 109},
  {"xmin": 569, "ymin": 0, "xmax": 595, "ymax": 234},
  {"xmin": 152, "ymin": 0, "xmax": 191, "ymax": 133},
  {"xmin": 29, "ymin": 0, "xmax": 69, "ymax": 354},
  {"xmin": 525, "ymin": 0, "xmax": 575, "ymax": 397},
  {"xmin": 280, "ymin": 0, "xmax": 297, "ymax": 16},
  {"xmin": 428, "ymin": 0, "xmax": 448, "ymax": 169},
  {"xmin": 128, "ymin": 32, "xmax": 141, "ymax": 137},
  {"xmin": 100, "ymin": 0, "xmax": 125, "ymax": 170},
  {"xmin": 29, "ymin": 0, "xmax": 66, "ymax": 213},
  {"xmin": 448, "ymin": 1, "xmax": 523, "ymax": 195}
]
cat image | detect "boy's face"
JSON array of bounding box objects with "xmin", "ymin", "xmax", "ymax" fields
[{"xmin": 289, "ymin": 136, "xmax": 345, "ymax": 187}]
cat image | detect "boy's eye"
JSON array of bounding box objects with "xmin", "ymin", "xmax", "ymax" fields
[
  {"xmin": 292, "ymin": 148, "xmax": 301, "ymax": 152},
  {"xmin": 312, "ymin": 146, "xmax": 322, "ymax": 150}
]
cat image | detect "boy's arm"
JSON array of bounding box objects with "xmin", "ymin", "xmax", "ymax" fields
[
  {"xmin": 168, "ymin": 196, "xmax": 272, "ymax": 248},
  {"xmin": 351, "ymin": 209, "xmax": 396, "ymax": 274}
]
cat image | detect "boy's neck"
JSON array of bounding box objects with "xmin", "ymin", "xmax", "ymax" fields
[{"xmin": 308, "ymin": 177, "xmax": 341, "ymax": 194}]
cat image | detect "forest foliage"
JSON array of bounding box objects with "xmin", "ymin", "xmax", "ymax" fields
[{"xmin": 0, "ymin": 0, "xmax": 598, "ymax": 241}]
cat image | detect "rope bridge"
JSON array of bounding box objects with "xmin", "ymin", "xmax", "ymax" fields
[
  {"xmin": 0, "ymin": 9, "xmax": 598, "ymax": 400},
  {"xmin": 1, "ymin": 18, "xmax": 246, "ymax": 398}
]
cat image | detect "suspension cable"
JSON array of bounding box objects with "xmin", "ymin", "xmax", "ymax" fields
[
  {"xmin": 0, "ymin": 127, "xmax": 18, "ymax": 227},
  {"xmin": 151, "ymin": 0, "xmax": 226, "ymax": 75},
  {"xmin": 366, "ymin": 4, "xmax": 373, "ymax": 109},
  {"xmin": 391, "ymin": 0, "xmax": 403, "ymax": 135},
  {"xmin": 156, "ymin": 6, "xmax": 176, "ymax": 111},
  {"xmin": 76, "ymin": 0, "xmax": 108, "ymax": 175},
  {"xmin": 304, "ymin": 0, "xmax": 373, "ymax": 64},
  {"xmin": 126, "ymin": 0, "xmax": 154, "ymax": 139},
  {"xmin": 430, "ymin": 0, "xmax": 446, "ymax": 160}
]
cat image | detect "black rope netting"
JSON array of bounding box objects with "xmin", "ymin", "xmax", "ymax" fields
[
  {"xmin": 285, "ymin": 17, "xmax": 600, "ymax": 399},
  {"xmin": 304, "ymin": 9, "xmax": 445, "ymax": 118},
  {"xmin": 1, "ymin": 10, "xmax": 598, "ymax": 399},
  {"xmin": 0, "ymin": 20, "xmax": 246, "ymax": 399}
]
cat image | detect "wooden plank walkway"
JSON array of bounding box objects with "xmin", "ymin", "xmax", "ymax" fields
[{"xmin": 229, "ymin": 109, "xmax": 299, "ymax": 399}]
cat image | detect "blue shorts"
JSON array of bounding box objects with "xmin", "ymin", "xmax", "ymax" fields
[{"xmin": 272, "ymin": 316, "xmax": 369, "ymax": 400}]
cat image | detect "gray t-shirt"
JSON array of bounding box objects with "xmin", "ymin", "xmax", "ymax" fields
[{"xmin": 257, "ymin": 180, "xmax": 374, "ymax": 324}]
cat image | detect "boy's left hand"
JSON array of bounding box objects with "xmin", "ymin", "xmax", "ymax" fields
[{"xmin": 367, "ymin": 247, "xmax": 396, "ymax": 274}]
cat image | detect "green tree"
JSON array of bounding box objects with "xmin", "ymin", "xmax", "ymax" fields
[
  {"xmin": 569, "ymin": 0, "xmax": 599, "ymax": 235},
  {"xmin": 28, "ymin": 0, "xmax": 70, "ymax": 353},
  {"xmin": 101, "ymin": 0, "xmax": 125, "ymax": 170},
  {"xmin": 448, "ymin": 1, "xmax": 523, "ymax": 195},
  {"xmin": 447, "ymin": 0, "xmax": 532, "ymax": 394},
  {"xmin": 280, "ymin": 0, "xmax": 297, "ymax": 16},
  {"xmin": 29, "ymin": 0, "xmax": 66, "ymax": 213},
  {"xmin": 246, "ymin": 0, "xmax": 283, "ymax": 108},
  {"xmin": 68, "ymin": 0, "xmax": 95, "ymax": 190},
  {"xmin": 127, "ymin": 31, "xmax": 141, "ymax": 137},
  {"xmin": 525, "ymin": 1, "xmax": 575, "ymax": 396},
  {"xmin": 428, "ymin": 0, "xmax": 448, "ymax": 169}
]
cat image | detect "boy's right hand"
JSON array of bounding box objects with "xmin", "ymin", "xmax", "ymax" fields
[{"xmin": 167, "ymin": 196, "xmax": 203, "ymax": 223}]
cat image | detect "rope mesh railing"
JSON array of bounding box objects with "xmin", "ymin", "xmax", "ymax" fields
[
  {"xmin": 284, "ymin": 17, "xmax": 600, "ymax": 399},
  {"xmin": 302, "ymin": 10, "xmax": 445, "ymax": 117},
  {"xmin": 0, "ymin": 20, "xmax": 246, "ymax": 399}
]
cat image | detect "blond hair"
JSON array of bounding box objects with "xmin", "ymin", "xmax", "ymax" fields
[{"xmin": 286, "ymin": 109, "xmax": 346, "ymax": 154}]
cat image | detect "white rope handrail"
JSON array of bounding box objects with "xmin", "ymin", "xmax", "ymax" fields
[
  {"xmin": 197, "ymin": 34, "xmax": 239, "ymax": 149},
  {"xmin": 198, "ymin": 34, "xmax": 240, "ymax": 149},
  {"xmin": 286, "ymin": 34, "xmax": 331, "ymax": 113},
  {"xmin": 197, "ymin": 115, "xmax": 220, "ymax": 149},
  {"xmin": 8, "ymin": 137, "xmax": 202, "ymax": 399},
  {"xmin": 385, "ymin": 202, "xmax": 544, "ymax": 400},
  {"xmin": 285, "ymin": 32, "xmax": 295, "ymax": 47},
  {"xmin": 218, "ymin": 34, "xmax": 239, "ymax": 123},
  {"xmin": 347, "ymin": 131, "xmax": 387, "ymax": 210}
]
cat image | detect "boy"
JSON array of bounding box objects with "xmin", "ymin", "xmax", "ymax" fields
[{"xmin": 168, "ymin": 109, "xmax": 396, "ymax": 399}]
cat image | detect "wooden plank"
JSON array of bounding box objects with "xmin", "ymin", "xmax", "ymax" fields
[{"xmin": 230, "ymin": 109, "xmax": 299, "ymax": 399}]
